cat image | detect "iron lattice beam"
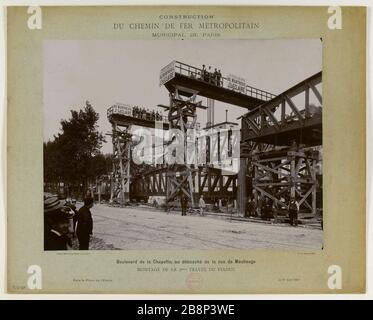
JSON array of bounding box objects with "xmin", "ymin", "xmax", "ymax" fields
[
  {"xmin": 241, "ymin": 71, "xmax": 322, "ymax": 147},
  {"xmin": 251, "ymin": 148, "xmax": 320, "ymax": 216}
]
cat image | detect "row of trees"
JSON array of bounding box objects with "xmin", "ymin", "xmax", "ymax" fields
[{"xmin": 44, "ymin": 101, "xmax": 112, "ymax": 198}]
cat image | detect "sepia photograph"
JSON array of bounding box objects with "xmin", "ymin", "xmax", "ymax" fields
[
  {"xmin": 43, "ymin": 39, "xmax": 323, "ymax": 251},
  {"xmin": 5, "ymin": 4, "xmax": 367, "ymax": 295}
]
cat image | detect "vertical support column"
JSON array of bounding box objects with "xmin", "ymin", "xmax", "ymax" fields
[
  {"xmin": 198, "ymin": 169, "xmax": 201, "ymax": 195},
  {"xmin": 110, "ymin": 122, "xmax": 116, "ymax": 203},
  {"xmin": 123, "ymin": 144, "xmax": 131, "ymax": 202},
  {"xmin": 261, "ymin": 113, "xmax": 266, "ymax": 131},
  {"xmin": 281, "ymin": 101, "xmax": 286, "ymax": 123},
  {"xmin": 237, "ymin": 158, "xmax": 247, "ymax": 217},
  {"xmin": 211, "ymin": 99, "xmax": 214, "ymax": 125},
  {"xmin": 165, "ymin": 90, "xmax": 198, "ymax": 209},
  {"xmin": 290, "ymin": 153, "xmax": 296, "ymax": 199},
  {"xmin": 312, "ymin": 158, "xmax": 317, "ymax": 216},
  {"xmin": 253, "ymin": 188, "xmax": 258, "ymax": 216},
  {"xmin": 118, "ymin": 144, "xmax": 125, "ymax": 206},
  {"xmin": 217, "ymin": 131, "xmax": 221, "ymax": 164},
  {"xmin": 194, "ymin": 171, "xmax": 199, "ymax": 194},
  {"xmin": 207, "ymin": 98, "xmax": 215, "ymax": 127},
  {"xmin": 207, "ymin": 169, "xmax": 211, "ymax": 194},
  {"xmin": 110, "ymin": 121, "xmax": 131, "ymax": 206},
  {"xmin": 219, "ymin": 175, "xmax": 223, "ymax": 200},
  {"xmin": 253, "ymin": 155, "xmax": 259, "ymax": 216},
  {"xmin": 188, "ymin": 174, "xmax": 195, "ymax": 207}
]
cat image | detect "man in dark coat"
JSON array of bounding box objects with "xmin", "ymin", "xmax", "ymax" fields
[
  {"xmin": 246, "ymin": 197, "xmax": 255, "ymax": 217},
  {"xmin": 44, "ymin": 196, "xmax": 74, "ymax": 251},
  {"xmin": 44, "ymin": 224, "xmax": 71, "ymax": 250},
  {"xmin": 180, "ymin": 195, "xmax": 188, "ymax": 216},
  {"xmin": 288, "ymin": 197, "xmax": 299, "ymax": 226},
  {"xmin": 75, "ymin": 197, "xmax": 94, "ymax": 250}
]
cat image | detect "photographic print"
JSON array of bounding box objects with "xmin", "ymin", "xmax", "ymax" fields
[
  {"xmin": 43, "ymin": 39, "xmax": 323, "ymax": 251},
  {"xmin": 6, "ymin": 6, "xmax": 365, "ymax": 294}
]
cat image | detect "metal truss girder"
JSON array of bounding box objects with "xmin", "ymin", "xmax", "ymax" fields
[{"xmin": 241, "ymin": 71, "xmax": 322, "ymax": 147}]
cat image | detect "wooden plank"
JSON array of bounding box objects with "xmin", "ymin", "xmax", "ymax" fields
[
  {"xmin": 253, "ymin": 162, "xmax": 289, "ymax": 177},
  {"xmin": 296, "ymin": 185, "xmax": 314, "ymax": 207},
  {"xmin": 255, "ymin": 186, "xmax": 284, "ymax": 206}
]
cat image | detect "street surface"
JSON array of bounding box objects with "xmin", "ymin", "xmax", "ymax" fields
[{"xmin": 87, "ymin": 204, "xmax": 323, "ymax": 250}]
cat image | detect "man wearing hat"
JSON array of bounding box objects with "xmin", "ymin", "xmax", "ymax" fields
[
  {"xmin": 75, "ymin": 197, "xmax": 94, "ymax": 250},
  {"xmin": 65, "ymin": 198, "xmax": 77, "ymax": 234},
  {"xmin": 44, "ymin": 196, "xmax": 74, "ymax": 251}
]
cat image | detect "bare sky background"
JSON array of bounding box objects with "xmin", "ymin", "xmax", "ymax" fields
[{"xmin": 43, "ymin": 39, "xmax": 322, "ymax": 154}]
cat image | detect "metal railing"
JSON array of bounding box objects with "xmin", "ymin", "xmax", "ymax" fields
[
  {"xmin": 172, "ymin": 61, "xmax": 276, "ymax": 101},
  {"xmin": 107, "ymin": 103, "xmax": 200, "ymax": 129},
  {"xmin": 108, "ymin": 103, "xmax": 168, "ymax": 123}
]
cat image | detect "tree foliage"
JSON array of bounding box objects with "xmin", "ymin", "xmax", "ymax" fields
[{"xmin": 44, "ymin": 101, "xmax": 109, "ymax": 188}]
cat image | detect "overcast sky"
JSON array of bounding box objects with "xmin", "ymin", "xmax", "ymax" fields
[{"xmin": 43, "ymin": 39, "xmax": 322, "ymax": 154}]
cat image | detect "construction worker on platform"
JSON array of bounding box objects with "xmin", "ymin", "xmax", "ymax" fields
[
  {"xmin": 288, "ymin": 196, "xmax": 299, "ymax": 226},
  {"xmin": 133, "ymin": 106, "xmax": 138, "ymax": 118},
  {"xmin": 199, "ymin": 194, "xmax": 206, "ymax": 216},
  {"xmin": 202, "ymin": 64, "xmax": 207, "ymax": 81},
  {"xmin": 213, "ymin": 68, "xmax": 218, "ymax": 86},
  {"xmin": 217, "ymin": 69, "xmax": 222, "ymax": 86}
]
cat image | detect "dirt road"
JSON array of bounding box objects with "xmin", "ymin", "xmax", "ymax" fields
[{"xmin": 89, "ymin": 204, "xmax": 323, "ymax": 250}]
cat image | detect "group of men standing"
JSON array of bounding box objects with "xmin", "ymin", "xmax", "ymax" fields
[
  {"xmin": 180, "ymin": 193, "xmax": 299, "ymax": 226},
  {"xmin": 179, "ymin": 194, "xmax": 206, "ymax": 216},
  {"xmin": 200, "ymin": 65, "xmax": 222, "ymax": 86},
  {"xmin": 132, "ymin": 106, "xmax": 162, "ymax": 121},
  {"xmin": 246, "ymin": 196, "xmax": 299, "ymax": 226},
  {"xmin": 44, "ymin": 195, "xmax": 94, "ymax": 250}
]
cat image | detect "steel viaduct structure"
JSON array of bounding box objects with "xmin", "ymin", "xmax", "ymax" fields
[{"xmin": 107, "ymin": 60, "xmax": 322, "ymax": 217}]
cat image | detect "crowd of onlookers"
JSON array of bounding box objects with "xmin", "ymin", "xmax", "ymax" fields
[
  {"xmin": 132, "ymin": 106, "xmax": 164, "ymax": 121},
  {"xmin": 189, "ymin": 64, "xmax": 223, "ymax": 87},
  {"xmin": 129, "ymin": 64, "xmax": 225, "ymax": 122}
]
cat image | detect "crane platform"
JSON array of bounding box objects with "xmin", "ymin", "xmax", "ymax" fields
[
  {"xmin": 160, "ymin": 61, "xmax": 276, "ymax": 109},
  {"xmin": 107, "ymin": 103, "xmax": 200, "ymax": 130}
]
